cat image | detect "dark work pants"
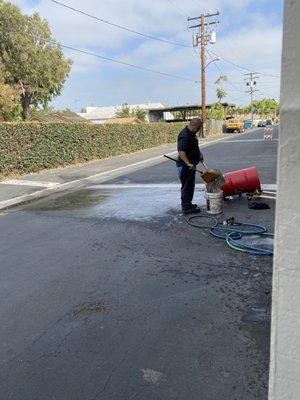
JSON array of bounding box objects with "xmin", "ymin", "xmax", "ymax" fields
[{"xmin": 179, "ymin": 167, "xmax": 196, "ymax": 209}]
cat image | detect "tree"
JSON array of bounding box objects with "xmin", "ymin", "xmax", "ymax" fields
[
  {"xmin": 207, "ymin": 102, "xmax": 225, "ymax": 120},
  {"xmin": 252, "ymin": 98, "xmax": 279, "ymax": 118},
  {"xmin": 230, "ymin": 104, "xmax": 251, "ymax": 117},
  {"xmin": 133, "ymin": 106, "xmax": 147, "ymax": 122},
  {"xmin": 216, "ymin": 88, "xmax": 227, "ymax": 103},
  {"xmin": 241, "ymin": 104, "xmax": 251, "ymax": 115},
  {"xmin": 61, "ymin": 107, "xmax": 73, "ymax": 113},
  {"xmin": 215, "ymin": 75, "xmax": 227, "ymax": 85},
  {"xmin": 115, "ymin": 103, "xmax": 147, "ymax": 121},
  {"xmin": 0, "ymin": 76, "xmax": 20, "ymax": 120},
  {"xmin": 0, "ymin": 2, "xmax": 72, "ymax": 119},
  {"xmin": 115, "ymin": 103, "xmax": 131, "ymax": 118}
]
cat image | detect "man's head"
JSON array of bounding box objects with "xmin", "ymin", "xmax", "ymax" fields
[{"xmin": 188, "ymin": 118, "xmax": 203, "ymax": 133}]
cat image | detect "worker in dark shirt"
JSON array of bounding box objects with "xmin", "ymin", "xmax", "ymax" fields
[{"xmin": 177, "ymin": 118, "xmax": 204, "ymax": 214}]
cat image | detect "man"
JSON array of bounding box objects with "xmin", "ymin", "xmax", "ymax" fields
[{"xmin": 177, "ymin": 118, "xmax": 204, "ymax": 214}]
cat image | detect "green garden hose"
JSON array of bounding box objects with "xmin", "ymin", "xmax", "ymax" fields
[{"xmin": 187, "ymin": 215, "xmax": 274, "ymax": 256}]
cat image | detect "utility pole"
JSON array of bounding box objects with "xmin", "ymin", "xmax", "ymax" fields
[
  {"xmin": 245, "ymin": 72, "xmax": 259, "ymax": 124},
  {"xmin": 200, "ymin": 14, "xmax": 206, "ymax": 131},
  {"xmin": 188, "ymin": 12, "xmax": 219, "ymax": 137}
]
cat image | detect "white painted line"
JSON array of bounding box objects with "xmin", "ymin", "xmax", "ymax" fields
[
  {"xmin": 261, "ymin": 184, "xmax": 277, "ymax": 191},
  {"xmin": 0, "ymin": 180, "xmax": 60, "ymax": 188},
  {"xmin": 87, "ymin": 183, "xmax": 277, "ymax": 191},
  {"xmin": 87, "ymin": 183, "xmax": 192, "ymax": 189},
  {"xmin": 199, "ymin": 132, "xmax": 250, "ymax": 147},
  {"xmin": 226, "ymin": 139, "xmax": 278, "ymax": 143}
]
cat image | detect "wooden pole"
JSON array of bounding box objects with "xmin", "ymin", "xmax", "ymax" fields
[{"xmin": 200, "ymin": 14, "xmax": 206, "ymax": 137}]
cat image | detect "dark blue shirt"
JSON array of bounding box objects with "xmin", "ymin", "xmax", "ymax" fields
[{"xmin": 177, "ymin": 126, "xmax": 201, "ymax": 166}]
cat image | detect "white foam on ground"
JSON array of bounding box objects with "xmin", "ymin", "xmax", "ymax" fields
[
  {"xmin": 91, "ymin": 187, "xmax": 207, "ymax": 221},
  {"xmin": 239, "ymin": 235, "xmax": 274, "ymax": 250}
]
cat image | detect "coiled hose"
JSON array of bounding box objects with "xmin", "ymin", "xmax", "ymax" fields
[{"xmin": 187, "ymin": 215, "xmax": 274, "ymax": 256}]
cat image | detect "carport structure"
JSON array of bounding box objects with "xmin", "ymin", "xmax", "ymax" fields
[{"xmin": 148, "ymin": 102, "xmax": 236, "ymax": 122}]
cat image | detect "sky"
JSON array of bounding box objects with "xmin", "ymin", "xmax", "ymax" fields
[{"xmin": 12, "ymin": 0, "xmax": 283, "ymax": 111}]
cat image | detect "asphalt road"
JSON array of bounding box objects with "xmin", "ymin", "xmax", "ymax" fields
[
  {"xmin": 0, "ymin": 127, "xmax": 278, "ymax": 400},
  {"xmin": 109, "ymin": 126, "xmax": 278, "ymax": 184}
]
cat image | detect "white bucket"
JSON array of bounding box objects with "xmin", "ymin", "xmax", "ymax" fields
[{"xmin": 206, "ymin": 190, "xmax": 223, "ymax": 214}]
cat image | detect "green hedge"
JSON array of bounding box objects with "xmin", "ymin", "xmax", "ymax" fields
[{"xmin": 0, "ymin": 122, "xmax": 186, "ymax": 178}]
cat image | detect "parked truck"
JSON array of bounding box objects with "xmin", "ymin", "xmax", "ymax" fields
[{"xmin": 225, "ymin": 119, "xmax": 244, "ymax": 133}]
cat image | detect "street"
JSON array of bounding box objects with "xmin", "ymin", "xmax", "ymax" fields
[{"xmin": 0, "ymin": 127, "xmax": 278, "ymax": 400}]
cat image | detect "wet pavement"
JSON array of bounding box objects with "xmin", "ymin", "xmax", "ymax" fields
[{"xmin": 0, "ymin": 127, "xmax": 277, "ymax": 399}]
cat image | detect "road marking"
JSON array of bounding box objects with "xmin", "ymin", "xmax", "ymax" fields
[
  {"xmin": 88, "ymin": 183, "xmax": 277, "ymax": 191},
  {"xmin": 0, "ymin": 180, "xmax": 60, "ymax": 188},
  {"xmin": 261, "ymin": 184, "xmax": 277, "ymax": 191},
  {"xmin": 88, "ymin": 183, "xmax": 194, "ymax": 189},
  {"xmin": 226, "ymin": 139, "xmax": 278, "ymax": 143}
]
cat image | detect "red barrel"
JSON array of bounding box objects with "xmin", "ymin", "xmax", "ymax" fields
[{"xmin": 221, "ymin": 167, "xmax": 261, "ymax": 197}]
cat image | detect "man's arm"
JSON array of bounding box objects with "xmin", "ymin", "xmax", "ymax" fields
[
  {"xmin": 199, "ymin": 151, "xmax": 204, "ymax": 163},
  {"xmin": 178, "ymin": 151, "xmax": 195, "ymax": 170},
  {"xmin": 177, "ymin": 133, "xmax": 196, "ymax": 170}
]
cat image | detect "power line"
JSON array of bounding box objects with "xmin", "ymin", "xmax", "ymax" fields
[
  {"xmin": 190, "ymin": 47, "xmax": 227, "ymax": 89},
  {"xmin": 207, "ymin": 54, "xmax": 245, "ymax": 93},
  {"xmin": 49, "ymin": 0, "xmax": 191, "ymax": 48},
  {"xmin": 259, "ymin": 85, "xmax": 280, "ymax": 89},
  {"xmin": 50, "ymin": 0, "xmax": 280, "ymax": 88},
  {"xmin": 204, "ymin": 51, "xmax": 245, "ymax": 93},
  {"xmin": 166, "ymin": 0, "xmax": 189, "ymax": 19},
  {"xmin": 60, "ymin": 44, "xmax": 199, "ymax": 83},
  {"xmin": 204, "ymin": 0, "xmax": 252, "ymax": 67},
  {"xmin": 207, "ymin": 49, "xmax": 280, "ymax": 78},
  {"xmin": 49, "ymin": 0, "xmax": 280, "ymax": 81},
  {"xmin": 205, "ymin": 1, "xmax": 269, "ymax": 70},
  {"xmin": 258, "ymin": 90, "xmax": 279, "ymax": 98},
  {"xmin": 230, "ymin": 94, "xmax": 251, "ymax": 103}
]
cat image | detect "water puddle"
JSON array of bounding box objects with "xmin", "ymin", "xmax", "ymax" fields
[
  {"xmin": 91, "ymin": 187, "xmax": 206, "ymax": 221},
  {"xmin": 26, "ymin": 186, "xmax": 207, "ymax": 221},
  {"xmin": 26, "ymin": 189, "xmax": 108, "ymax": 212},
  {"xmin": 241, "ymin": 308, "xmax": 270, "ymax": 324},
  {"xmin": 239, "ymin": 235, "xmax": 274, "ymax": 252}
]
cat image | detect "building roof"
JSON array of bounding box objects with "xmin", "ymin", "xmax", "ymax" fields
[
  {"xmin": 148, "ymin": 103, "xmax": 236, "ymax": 113},
  {"xmin": 78, "ymin": 102, "xmax": 164, "ymax": 121},
  {"xmin": 29, "ymin": 112, "xmax": 90, "ymax": 123},
  {"xmin": 104, "ymin": 117, "xmax": 142, "ymax": 124}
]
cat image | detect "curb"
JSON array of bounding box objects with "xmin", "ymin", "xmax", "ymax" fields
[{"xmin": 0, "ymin": 128, "xmax": 258, "ymax": 211}]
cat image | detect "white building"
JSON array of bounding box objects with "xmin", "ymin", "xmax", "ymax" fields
[{"xmin": 77, "ymin": 102, "xmax": 173, "ymax": 123}]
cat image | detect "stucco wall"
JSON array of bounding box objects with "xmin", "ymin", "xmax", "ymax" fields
[{"xmin": 268, "ymin": 1, "xmax": 300, "ymax": 399}]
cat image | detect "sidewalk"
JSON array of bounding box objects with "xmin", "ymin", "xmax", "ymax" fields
[{"xmin": 0, "ymin": 131, "xmax": 250, "ymax": 210}]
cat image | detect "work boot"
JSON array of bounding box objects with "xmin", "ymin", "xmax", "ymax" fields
[{"xmin": 182, "ymin": 206, "xmax": 200, "ymax": 215}]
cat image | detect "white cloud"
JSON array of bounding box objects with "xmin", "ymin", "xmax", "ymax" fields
[{"xmin": 11, "ymin": 0, "xmax": 283, "ymax": 107}]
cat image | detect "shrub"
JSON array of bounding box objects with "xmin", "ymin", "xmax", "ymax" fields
[{"xmin": 0, "ymin": 122, "xmax": 185, "ymax": 178}]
